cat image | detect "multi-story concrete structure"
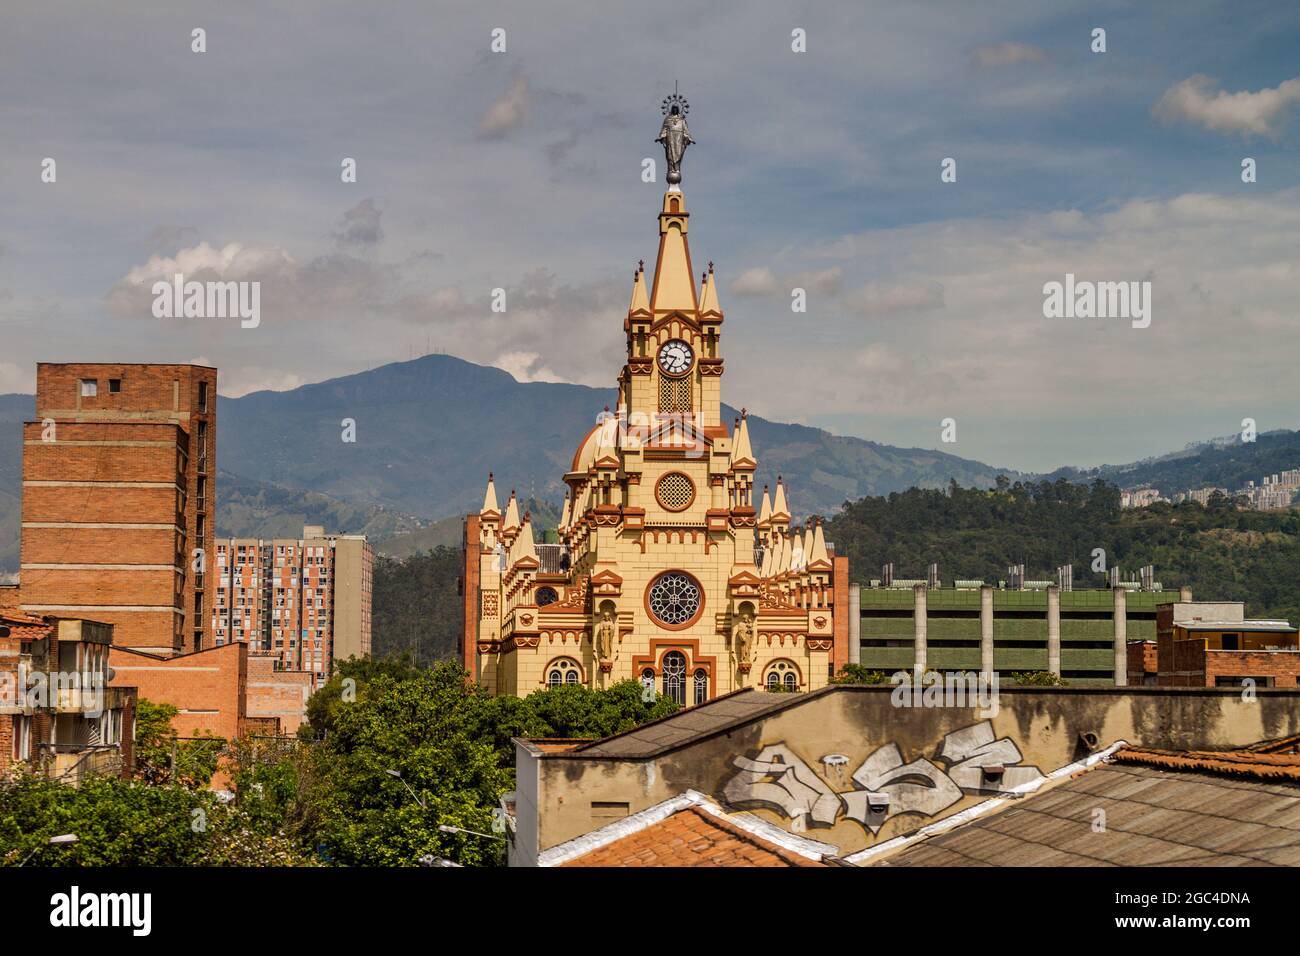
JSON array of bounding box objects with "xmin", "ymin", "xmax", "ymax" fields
[
  {"xmin": 1156, "ymin": 601, "xmax": 1300, "ymax": 687},
  {"xmin": 462, "ymin": 167, "xmax": 848, "ymax": 700},
  {"xmin": 850, "ymin": 580, "xmax": 1195, "ymax": 686},
  {"xmin": 1120, "ymin": 488, "xmax": 1164, "ymax": 509},
  {"xmin": 211, "ymin": 526, "xmax": 372, "ymax": 680},
  {"xmin": 20, "ymin": 363, "xmax": 217, "ymax": 656},
  {"xmin": 1, "ymin": 607, "xmax": 136, "ymax": 784},
  {"xmin": 507, "ymin": 682, "xmax": 1300, "ymax": 865}
]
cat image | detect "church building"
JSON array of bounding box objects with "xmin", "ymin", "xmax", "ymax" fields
[{"xmin": 461, "ymin": 98, "xmax": 849, "ymax": 702}]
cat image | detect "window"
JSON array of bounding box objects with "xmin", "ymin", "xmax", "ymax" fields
[
  {"xmin": 80, "ymin": 379, "xmax": 97, "ymax": 397},
  {"xmin": 765, "ymin": 660, "xmax": 799, "ymax": 692},
  {"xmin": 662, "ymin": 651, "xmax": 687, "ymax": 705},
  {"xmin": 658, "ymin": 375, "xmax": 691, "ymax": 413},
  {"xmin": 546, "ymin": 657, "xmax": 581, "ymax": 688},
  {"xmin": 641, "ymin": 668, "xmax": 655, "ymax": 696},
  {"xmin": 693, "ymin": 669, "xmax": 708, "ymax": 705},
  {"xmin": 655, "ymin": 472, "xmax": 696, "ymax": 512},
  {"xmin": 198, "ymin": 381, "xmax": 209, "ymax": 412},
  {"xmin": 535, "ymin": 587, "xmax": 559, "ymax": 607},
  {"xmin": 646, "ymin": 571, "xmax": 703, "ymax": 628},
  {"xmin": 14, "ymin": 716, "xmax": 32, "ymax": 760},
  {"xmin": 108, "ymin": 378, "xmax": 121, "ymax": 393}
]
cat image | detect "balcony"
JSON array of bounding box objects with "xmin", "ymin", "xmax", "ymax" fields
[
  {"xmin": 41, "ymin": 745, "xmax": 123, "ymax": 786},
  {"xmin": 54, "ymin": 683, "xmax": 132, "ymax": 714}
]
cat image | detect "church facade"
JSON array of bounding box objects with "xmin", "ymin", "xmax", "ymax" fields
[{"xmin": 460, "ymin": 177, "xmax": 849, "ymax": 703}]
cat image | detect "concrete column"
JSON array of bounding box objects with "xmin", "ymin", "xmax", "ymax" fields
[
  {"xmin": 980, "ymin": 586, "xmax": 994, "ymax": 679},
  {"xmin": 1179, "ymin": 586, "xmax": 1192, "ymax": 601},
  {"xmin": 848, "ymin": 583, "xmax": 861, "ymax": 665},
  {"xmin": 913, "ymin": 584, "xmax": 927, "ymax": 674},
  {"xmin": 1047, "ymin": 585, "xmax": 1061, "ymax": 676},
  {"xmin": 1113, "ymin": 586, "xmax": 1128, "ymax": 687}
]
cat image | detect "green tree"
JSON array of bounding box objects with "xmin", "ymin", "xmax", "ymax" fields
[{"xmin": 132, "ymin": 699, "xmax": 224, "ymax": 788}]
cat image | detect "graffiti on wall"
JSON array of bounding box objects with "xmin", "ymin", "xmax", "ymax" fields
[{"xmin": 721, "ymin": 720, "xmax": 1043, "ymax": 834}]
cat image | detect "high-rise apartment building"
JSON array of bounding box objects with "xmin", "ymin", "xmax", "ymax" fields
[
  {"xmin": 211, "ymin": 526, "xmax": 371, "ymax": 680},
  {"xmin": 20, "ymin": 363, "xmax": 216, "ymax": 655}
]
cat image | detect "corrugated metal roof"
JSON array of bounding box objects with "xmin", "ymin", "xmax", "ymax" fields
[
  {"xmin": 567, "ymin": 688, "xmax": 801, "ymax": 758},
  {"xmin": 878, "ymin": 763, "xmax": 1300, "ymax": 867}
]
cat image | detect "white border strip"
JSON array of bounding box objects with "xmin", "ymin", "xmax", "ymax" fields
[
  {"xmin": 538, "ymin": 789, "xmax": 838, "ymax": 867},
  {"xmin": 843, "ymin": 740, "xmax": 1128, "ymax": 866}
]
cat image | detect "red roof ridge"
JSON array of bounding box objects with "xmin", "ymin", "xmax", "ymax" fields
[{"xmin": 1111, "ymin": 745, "xmax": 1300, "ymax": 782}]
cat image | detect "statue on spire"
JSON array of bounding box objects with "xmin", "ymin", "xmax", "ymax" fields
[{"xmin": 656, "ymin": 88, "xmax": 693, "ymax": 185}]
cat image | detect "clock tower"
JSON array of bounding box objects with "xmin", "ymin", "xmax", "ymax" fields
[
  {"xmin": 461, "ymin": 102, "xmax": 848, "ymax": 703},
  {"xmin": 619, "ymin": 187, "xmax": 725, "ymax": 434}
]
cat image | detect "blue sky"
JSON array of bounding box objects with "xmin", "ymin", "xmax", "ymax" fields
[{"xmin": 2, "ymin": 0, "xmax": 1299, "ymax": 473}]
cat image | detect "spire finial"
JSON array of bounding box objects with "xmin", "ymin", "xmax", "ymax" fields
[
  {"xmin": 656, "ymin": 86, "xmax": 693, "ymax": 186},
  {"xmin": 708, "ymin": 260, "xmax": 714, "ymax": 274}
]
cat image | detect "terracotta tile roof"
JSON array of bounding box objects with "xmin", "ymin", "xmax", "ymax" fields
[
  {"xmin": 0, "ymin": 607, "xmax": 53, "ymax": 642},
  {"xmin": 561, "ymin": 805, "xmax": 826, "ymax": 867},
  {"xmin": 1111, "ymin": 746, "xmax": 1300, "ymax": 781},
  {"xmin": 1239, "ymin": 733, "xmax": 1300, "ymax": 755}
]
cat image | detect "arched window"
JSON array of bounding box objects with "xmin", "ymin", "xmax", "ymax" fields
[
  {"xmin": 662, "ymin": 651, "xmax": 687, "ymax": 705},
  {"xmin": 640, "ymin": 668, "xmax": 655, "ymax": 696},
  {"xmin": 693, "ymin": 669, "xmax": 708, "ymax": 705},
  {"xmin": 546, "ymin": 657, "xmax": 581, "ymax": 689},
  {"xmin": 764, "ymin": 660, "xmax": 800, "ymax": 693}
]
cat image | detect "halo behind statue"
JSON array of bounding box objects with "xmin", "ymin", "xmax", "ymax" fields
[{"xmin": 661, "ymin": 92, "xmax": 690, "ymax": 116}]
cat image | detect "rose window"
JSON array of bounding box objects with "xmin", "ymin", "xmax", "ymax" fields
[{"xmin": 647, "ymin": 571, "xmax": 702, "ymax": 626}]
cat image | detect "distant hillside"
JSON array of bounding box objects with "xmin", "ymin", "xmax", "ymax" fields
[
  {"xmin": 828, "ymin": 479, "xmax": 1300, "ymax": 626},
  {"xmin": 5, "ymin": 354, "xmax": 1299, "ymax": 574},
  {"xmin": 0, "ymin": 394, "xmax": 33, "ymax": 573},
  {"xmin": 216, "ymin": 353, "xmax": 1018, "ymax": 522},
  {"xmin": 1043, "ymin": 430, "xmax": 1300, "ymax": 496},
  {"xmin": 215, "ymin": 468, "xmax": 426, "ymax": 543},
  {"xmin": 375, "ymin": 495, "xmax": 563, "ymax": 558}
]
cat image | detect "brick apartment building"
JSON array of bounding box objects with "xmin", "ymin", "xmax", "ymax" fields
[
  {"xmin": 19, "ymin": 363, "xmax": 217, "ymax": 656},
  {"xmin": 1156, "ymin": 601, "xmax": 1300, "ymax": 687},
  {"xmin": 1, "ymin": 607, "xmax": 136, "ymax": 784},
  {"xmin": 212, "ymin": 526, "xmax": 372, "ymax": 681},
  {"xmin": 10, "ymin": 362, "xmax": 327, "ymax": 774}
]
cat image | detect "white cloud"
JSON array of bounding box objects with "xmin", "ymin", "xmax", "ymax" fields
[
  {"xmin": 1152, "ymin": 74, "xmax": 1300, "ymax": 137},
  {"xmin": 203, "ymin": 364, "xmax": 306, "ymax": 398},
  {"xmin": 0, "ymin": 362, "xmax": 34, "ymax": 394},
  {"xmin": 494, "ymin": 351, "xmax": 565, "ymax": 383},
  {"xmin": 972, "ymin": 42, "xmax": 1046, "ymax": 68},
  {"xmin": 843, "ymin": 281, "xmax": 944, "ymax": 315},
  {"xmin": 790, "ymin": 266, "xmax": 843, "ymax": 297},
  {"xmin": 729, "ymin": 266, "xmax": 781, "ymax": 297},
  {"xmin": 479, "ymin": 71, "xmax": 530, "ymax": 139}
]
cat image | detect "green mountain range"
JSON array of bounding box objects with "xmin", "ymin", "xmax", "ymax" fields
[{"xmin": 1, "ymin": 354, "xmax": 1297, "ymax": 573}]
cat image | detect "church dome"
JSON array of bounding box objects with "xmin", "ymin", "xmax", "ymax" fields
[{"xmin": 570, "ymin": 422, "xmax": 602, "ymax": 474}]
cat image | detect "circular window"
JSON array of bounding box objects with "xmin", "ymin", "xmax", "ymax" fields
[
  {"xmin": 646, "ymin": 570, "xmax": 704, "ymax": 629},
  {"xmin": 535, "ymin": 587, "xmax": 559, "ymax": 607},
  {"xmin": 655, "ymin": 472, "xmax": 696, "ymax": 512}
]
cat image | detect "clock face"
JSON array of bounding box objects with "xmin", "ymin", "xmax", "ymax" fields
[{"xmin": 657, "ymin": 339, "xmax": 694, "ymax": 376}]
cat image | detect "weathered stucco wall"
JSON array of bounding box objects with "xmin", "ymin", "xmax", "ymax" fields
[{"xmin": 528, "ymin": 686, "xmax": 1300, "ymax": 858}]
